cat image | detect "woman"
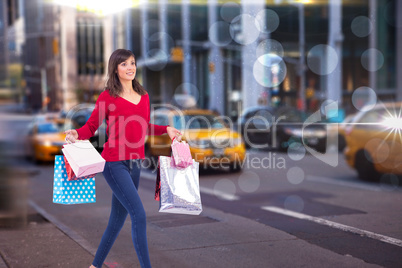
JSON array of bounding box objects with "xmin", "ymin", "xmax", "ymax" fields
[{"xmin": 65, "ymin": 49, "xmax": 181, "ymax": 268}]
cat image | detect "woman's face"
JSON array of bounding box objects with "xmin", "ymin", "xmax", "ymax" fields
[{"xmin": 116, "ymin": 56, "xmax": 136, "ymax": 83}]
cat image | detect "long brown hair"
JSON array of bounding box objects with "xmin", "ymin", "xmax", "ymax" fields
[{"xmin": 105, "ymin": 49, "xmax": 147, "ymax": 97}]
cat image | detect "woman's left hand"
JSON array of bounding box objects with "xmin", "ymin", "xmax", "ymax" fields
[{"xmin": 167, "ymin": 126, "xmax": 182, "ymax": 141}]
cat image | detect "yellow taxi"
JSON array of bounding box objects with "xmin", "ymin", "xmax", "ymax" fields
[
  {"xmin": 26, "ymin": 120, "xmax": 66, "ymax": 162},
  {"xmin": 344, "ymin": 102, "xmax": 402, "ymax": 181},
  {"xmin": 146, "ymin": 108, "xmax": 246, "ymax": 172},
  {"xmin": 337, "ymin": 113, "xmax": 356, "ymax": 152}
]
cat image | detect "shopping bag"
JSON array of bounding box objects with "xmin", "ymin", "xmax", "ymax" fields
[
  {"xmin": 159, "ymin": 156, "xmax": 202, "ymax": 215},
  {"xmin": 155, "ymin": 161, "xmax": 161, "ymax": 201},
  {"xmin": 63, "ymin": 156, "xmax": 96, "ymax": 181},
  {"xmin": 62, "ymin": 140, "xmax": 105, "ymax": 178},
  {"xmin": 155, "ymin": 155, "xmax": 181, "ymax": 201},
  {"xmin": 171, "ymin": 138, "xmax": 192, "ymax": 169},
  {"xmin": 53, "ymin": 155, "xmax": 96, "ymax": 205},
  {"xmin": 155, "ymin": 147, "xmax": 172, "ymax": 202}
]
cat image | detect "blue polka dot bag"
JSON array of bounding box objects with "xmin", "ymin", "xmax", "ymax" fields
[{"xmin": 53, "ymin": 155, "xmax": 96, "ymax": 204}]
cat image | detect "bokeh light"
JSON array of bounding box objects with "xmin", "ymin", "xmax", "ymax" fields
[
  {"xmin": 220, "ymin": 2, "xmax": 240, "ymax": 23},
  {"xmin": 214, "ymin": 179, "xmax": 237, "ymax": 200},
  {"xmin": 238, "ymin": 171, "xmax": 260, "ymax": 193},
  {"xmin": 209, "ymin": 21, "xmax": 233, "ymax": 47},
  {"xmin": 351, "ymin": 86, "xmax": 377, "ymax": 111},
  {"xmin": 148, "ymin": 32, "xmax": 175, "ymax": 50},
  {"xmin": 230, "ymin": 14, "xmax": 260, "ymax": 45},
  {"xmin": 253, "ymin": 54, "xmax": 287, "ymax": 88},
  {"xmin": 351, "ymin": 16, "xmax": 373, "ymax": 37},
  {"xmin": 174, "ymin": 83, "xmax": 200, "ymax": 107},
  {"xmin": 361, "ymin": 48, "xmax": 385, "ymax": 72},
  {"xmin": 287, "ymin": 143, "xmax": 306, "ymax": 161},
  {"xmin": 256, "ymin": 39, "xmax": 284, "ymax": 59},
  {"xmin": 255, "ymin": 9, "xmax": 280, "ymax": 34},
  {"xmin": 364, "ymin": 138, "xmax": 390, "ymax": 164},
  {"xmin": 145, "ymin": 49, "xmax": 169, "ymax": 71},
  {"xmin": 307, "ymin": 44, "xmax": 339, "ymax": 75},
  {"xmin": 286, "ymin": 166, "xmax": 305, "ymax": 185}
]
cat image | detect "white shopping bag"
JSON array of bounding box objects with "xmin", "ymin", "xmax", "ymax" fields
[
  {"xmin": 62, "ymin": 140, "xmax": 105, "ymax": 178},
  {"xmin": 159, "ymin": 156, "xmax": 202, "ymax": 215}
]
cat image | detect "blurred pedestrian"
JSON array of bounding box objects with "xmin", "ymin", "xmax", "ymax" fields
[{"xmin": 65, "ymin": 49, "xmax": 181, "ymax": 268}]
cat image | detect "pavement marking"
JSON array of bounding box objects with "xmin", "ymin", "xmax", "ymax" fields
[
  {"xmin": 199, "ymin": 186, "xmax": 240, "ymax": 201},
  {"xmin": 262, "ymin": 206, "xmax": 402, "ymax": 248},
  {"xmin": 141, "ymin": 170, "xmax": 240, "ymax": 201},
  {"xmin": 28, "ymin": 200, "xmax": 116, "ymax": 268},
  {"xmin": 306, "ymin": 175, "xmax": 384, "ymax": 192}
]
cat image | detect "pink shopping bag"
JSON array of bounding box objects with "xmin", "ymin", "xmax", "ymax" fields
[
  {"xmin": 171, "ymin": 138, "xmax": 192, "ymax": 168},
  {"xmin": 62, "ymin": 140, "xmax": 105, "ymax": 178}
]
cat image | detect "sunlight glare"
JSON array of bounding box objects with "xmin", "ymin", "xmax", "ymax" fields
[
  {"xmin": 51, "ymin": 0, "xmax": 140, "ymax": 15},
  {"xmin": 382, "ymin": 116, "xmax": 402, "ymax": 130}
]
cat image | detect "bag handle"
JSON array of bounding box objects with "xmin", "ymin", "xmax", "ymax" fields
[
  {"xmin": 172, "ymin": 133, "xmax": 184, "ymax": 143},
  {"xmin": 172, "ymin": 136, "xmax": 181, "ymax": 143},
  {"xmin": 64, "ymin": 138, "xmax": 87, "ymax": 147}
]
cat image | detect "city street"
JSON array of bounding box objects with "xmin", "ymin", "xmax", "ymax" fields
[
  {"xmin": 1, "ymin": 113, "xmax": 402, "ymax": 267},
  {"xmin": 2, "ymin": 0, "xmax": 402, "ymax": 267}
]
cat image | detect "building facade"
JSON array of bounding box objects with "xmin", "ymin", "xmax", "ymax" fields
[
  {"xmin": 119, "ymin": 0, "xmax": 402, "ymax": 120},
  {"xmin": 0, "ymin": 0, "xmax": 24, "ymax": 101},
  {"xmin": 22, "ymin": 0, "xmax": 113, "ymax": 112},
  {"xmin": 2, "ymin": 0, "xmax": 401, "ymax": 117}
]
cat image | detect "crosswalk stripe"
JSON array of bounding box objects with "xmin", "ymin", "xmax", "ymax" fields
[{"xmin": 262, "ymin": 206, "xmax": 402, "ymax": 248}]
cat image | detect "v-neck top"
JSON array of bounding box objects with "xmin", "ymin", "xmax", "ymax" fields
[
  {"xmin": 76, "ymin": 90, "xmax": 168, "ymax": 161},
  {"xmin": 119, "ymin": 94, "xmax": 142, "ymax": 106}
]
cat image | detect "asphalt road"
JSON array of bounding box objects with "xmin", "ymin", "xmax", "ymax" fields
[{"xmin": 2, "ymin": 111, "xmax": 402, "ymax": 267}]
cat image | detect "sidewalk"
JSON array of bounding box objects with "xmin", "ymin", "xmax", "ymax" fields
[
  {"xmin": 0, "ymin": 195, "xmax": 380, "ymax": 268},
  {"xmin": 0, "ymin": 206, "xmax": 96, "ymax": 268}
]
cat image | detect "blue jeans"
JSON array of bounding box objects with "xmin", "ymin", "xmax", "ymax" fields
[{"xmin": 92, "ymin": 160, "xmax": 151, "ymax": 268}]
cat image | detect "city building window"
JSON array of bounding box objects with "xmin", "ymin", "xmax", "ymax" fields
[
  {"xmin": 130, "ymin": 8, "xmax": 142, "ymax": 57},
  {"xmin": 167, "ymin": 4, "xmax": 182, "ymax": 46},
  {"xmin": 190, "ymin": 5, "xmax": 208, "ymax": 42},
  {"xmin": 147, "ymin": 4, "xmax": 160, "ymax": 54},
  {"xmin": 76, "ymin": 19, "xmax": 104, "ymax": 75},
  {"xmin": 7, "ymin": 0, "xmax": 19, "ymax": 26}
]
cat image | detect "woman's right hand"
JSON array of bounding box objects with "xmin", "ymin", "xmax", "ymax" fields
[{"xmin": 64, "ymin": 129, "xmax": 79, "ymax": 143}]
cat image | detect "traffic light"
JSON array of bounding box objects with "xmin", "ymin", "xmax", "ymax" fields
[
  {"xmin": 53, "ymin": 38, "xmax": 59, "ymax": 55},
  {"xmin": 170, "ymin": 47, "xmax": 183, "ymax": 62}
]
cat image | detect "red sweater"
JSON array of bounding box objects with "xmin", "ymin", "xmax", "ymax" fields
[{"xmin": 76, "ymin": 90, "xmax": 168, "ymax": 161}]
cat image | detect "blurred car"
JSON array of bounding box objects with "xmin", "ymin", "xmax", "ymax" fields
[
  {"xmin": 344, "ymin": 102, "xmax": 402, "ymax": 181},
  {"xmin": 337, "ymin": 113, "xmax": 356, "ymax": 152},
  {"xmin": 238, "ymin": 106, "xmax": 327, "ymax": 152},
  {"xmin": 146, "ymin": 109, "xmax": 246, "ymax": 172},
  {"xmin": 236, "ymin": 106, "xmax": 275, "ymax": 149},
  {"xmin": 26, "ymin": 121, "xmax": 65, "ymax": 162}
]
